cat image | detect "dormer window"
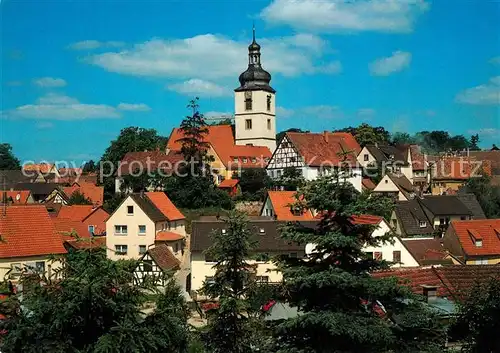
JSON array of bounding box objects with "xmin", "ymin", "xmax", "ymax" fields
[
  {"xmin": 419, "ymin": 221, "xmax": 427, "ymax": 228},
  {"xmin": 233, "ymin": 157, "xmax": 238, "ymax": 163},
  {"xmin": 243, "ymin": 158, "xmax": 248, "ymax": 163},
  {"xmin": 475, "ymin": 240, "xmax": 483, "ymax": 247},
  {"xmin": 251, "ymin": 157, "xmax": 257, "ymax": 163},
  {"xmin": 259, "ymin": 228, "xmax": 265, "ymax": 235},
  {"xmin": 291, "ymin": 206, "xmax": 302, "ymax": 216},
  {"xmin": 468, "ymin": 229, "xmax": 483, "ymax": 248},
  {"xmin": 221, "ymin": 229, "xmax": 227, "ymax": 235}
]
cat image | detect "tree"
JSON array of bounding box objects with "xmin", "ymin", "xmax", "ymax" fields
[
  {"xmin": 275, "ymin": 167, "xmax": 305, "ymax": 191},
  {"xmin": 0, "ymin": 249, "xmax": 190, "ymax": 352},
  {"xmin": 177, "ymin": 98, "xmax": 211, "ymax": 165},
  {"xmin": 469, "ymin": 134, "xmax": 480, "ymax": 151},
  {"xmin": 457, "ymin": 278, "xmax": 500, "ymax": 353},
  {"xmin": 0, "ymin": 143, "xmax": 21, "ymax": 170},
  {"xmin": 391, "ymin": 132, "xmax": 415, "ymax": 146},
  {"xmin": 201, "ymin": 211, "xmax": 267, "ymax": 353},
  {"xmin": 276, "ymin": 128, "xmax": 305, "ymax": 143},
  {"xmin": 463, "ymin": 174, "xmax": 500, "ymax": 218},
  {"xmin": 273, "ymin": 170, "xmax": 446, "ymax": 352},
  {"xmin": 82, "ymin": 160, "xmax": 97, "ymax": 173},
  {"xmin": 233, "ymin": 169, "xmax": 272, "ymax": 201},
  {"xmin": 353, "ymin": 190, "xmax": 395, "ymax": 221},
  {"xmin": 334, "ymin": 123, "xmax": 390, "ymax": 147},
  {"xmin": 103, "ymin": 193, "xmax": 126, "ymax": 214},
  {"xmin": 67, "ymin": 190, "xmax": 93, "ymax": 205}
]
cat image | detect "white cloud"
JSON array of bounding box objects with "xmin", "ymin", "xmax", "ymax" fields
[
  {"xmin": 69, "ymin": 40, "xmax": 125, "ymax": 50},
  {"xmin": 456, "ymin": 76, "xmax": 500, "ymax": 105},
  {"xmin": 3, "ymin": 93, "xmax": 120, "ymax": 120},
  {"xmin": 277, "ymin": 105, "xmax": 343, "ymax": 120},
  {"xmin": 117, "ymin": 103, "xmax": 151, "ymax": 111},
  {"xmin": 167, "ymin": 79, "xmax": 231, "ymax": 97},
  {"xmin": 490, "ymin": 56, "xmax": 500, "ymax": 65},
  {"xmin": 87, "ymin": 33, "xmax": 340, "ymax": 81},
  {"xmin": 467, "ymin": 128, "xmax": 500, "ymax": 136},
  {"xmin": 33, "ymin": 77, "xmax": 67, "ymax": 87},
  {"xmin": 260, "ymin": 0, "xmax": 429, "ymax": 33},
  {"xmin": 369, "ymin": 51, "xmax": 411, "ymax": 76}
]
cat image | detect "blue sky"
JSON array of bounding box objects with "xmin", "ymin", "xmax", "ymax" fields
[{"xmin": 1, "ymin": 0, "xmax": 499, "ymax": 165}]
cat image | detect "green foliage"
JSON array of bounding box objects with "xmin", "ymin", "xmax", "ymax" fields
[
  {"xmin": 67, "ymin": 190, "xmax": 93, "ymax": 205},
  {"xmin": 0, "ymin": 143, "xmax": 21, "ymax": 170},
  {"xmin": 103, "ymin": 192, "xmax": 126, "ymax": 214},
  {"xmin": 274, "ymin": 167, "xmax": 306, "ymax": 191},
  {"xmin": 354, "ymin": 190, "xmax": 396, "ymax": 221},
  {"xmin": 201, "ymin": 211, "xmax": 269, "ymax": 353},
  {"xmin": 0, "ymin": 249, "xmax": 190, "ymax": 353},
  {"xmin": 209, "ymin": 118, "xmax": 233, "ymax": 126},
  {"xmin": 457, "ymin": 279, "xmax": 500, "ymax": 353},
  {"xmin": 276, "ymin": 128, "xmax": 306, "ymax": 143},
  {"xmin": 335, "ymin": 123, "xmax": 390, "ymax": 147},
  {"xmin": 391, "ymin": 132, "xmax": 416, "ymax": 146},
  {"xmin": 82, "ymin": 160, "xmax": 97, "ymax": 173},
  {"xmin": 273, "ymin": 172, "xmax": 446, "ymax": 353},
  {"xmin": 469, "ymin": 134, "xmax": 480, "ymax": 151},
  {"xmin": 177, "ymin": 98, "xmax": 211, "ymax": 165},
  {"xmin": 233, "ymin": 168, "xmax": 272, "ymax": 201},
  {"xmin": 464, "ymin": 173, "xmax": 500, "ymax": 218}
]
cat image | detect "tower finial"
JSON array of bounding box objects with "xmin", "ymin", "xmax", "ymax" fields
[{"xmin": 252, "ymin": 22, "xmax": 256, "ymax": 43}]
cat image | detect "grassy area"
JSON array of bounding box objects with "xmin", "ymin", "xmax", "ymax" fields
[{"xmin": 181, "ymin": 207, "xmax": 230, "ymax": 234}]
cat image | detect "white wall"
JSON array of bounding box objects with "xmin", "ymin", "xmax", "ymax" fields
[
  {"xmin": 106, "ymin": 196, "xmax": 156, "ymax": 260},
  {"xmin": 261, "ymin": 197, "xmax": 275, "ymax": 217},
  {"xmin": 234, "ymin": 90, "xmax": 276, "ymax": 151},
  {"xmin": 357, "ymin": 147, "xmax": 377, "ymax": 168},
  {"xmin": 374, "ymin": 175, "xmax": 408, "ymax": 201}
]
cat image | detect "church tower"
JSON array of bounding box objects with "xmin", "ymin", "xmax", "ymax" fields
[{"xmin": 234, "ymin": 27, "xmax": 276, "ymax": 152}]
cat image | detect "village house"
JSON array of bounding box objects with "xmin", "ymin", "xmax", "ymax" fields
[
  {"xmin": 63, "ymin": 182, "xmax": 104, "ymax": 206},
  {"xmin": 373, "ymin": 173, "xmax": 416, "ymax": 201},
  {"xmin": 57, "ymin": 205, "xmax": 109, "ymax": 236},
  {"xmin": 133, "ymin": 243, "xmax": 181, "ymax": 287},
  {"xmin": 430, "ymin": 158, "xmax": 491, "ymax": 195},
  {"xmin": 14, "ymin": 183, "xmax": 66, "ymax": 204},
  {"xmin": 443, "ymin": 219, "xmax": 500, "ymax": 265},
  {"xmin": 1, "ymin": 190, "xmax": 34, "ymax": 204},
  {"xmin": 357, "ymin": 144, "xmax": 413, "ymax": 182},
  {"xmin": 190, "ymin": 216, "xmax": 305, "ymax": 295},
  {"xmin": 391, "ymin": 194, "xmax": 485, "ymax": 238},
  {"xmin": 22, "ymin": 162, "xmax": 60, "ymax": 179},
  {"xmin": 0, "ymin": 205, "xmax": 67, "ymax": 282},
  {"xmin": 53, "ymin": 217, "xmax": 106, "ymax": 251},
  {"xmin": 105, "ymin": 192, "xmax": 186, "ymax": 261},
  {"xmin": 266, "ymin": 131, "xmax": 363, "ymax": 192}
]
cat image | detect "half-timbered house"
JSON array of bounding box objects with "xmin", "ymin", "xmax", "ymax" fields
[
  {"xmin": 266, "ymin": 131, "xmax": 363, "ymax": 191},
  {"xmin": 134, "ymin": 244, "xmax": 181, "ymax": 286}
]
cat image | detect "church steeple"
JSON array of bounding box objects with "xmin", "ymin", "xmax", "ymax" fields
[{"xmin": 235, "ymin": 25, "xmax": 275, "ymax": 94}]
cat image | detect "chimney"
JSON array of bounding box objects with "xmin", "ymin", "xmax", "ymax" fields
[
  {"xmin": 421, "ymin": 285, "xmax": 438, "ymax": 303},
  {"xmin": 323, "ymin": 131, "xmax": 329, "ymax": 143}
]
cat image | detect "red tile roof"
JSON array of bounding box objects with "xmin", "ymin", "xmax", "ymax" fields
[
  {"xmin": 58, "ymin": 168, "xmax": 82, "ymax": 176},
  {"xmin": 450, "ymin": 219, "xmax": 500, "ymax": 256},
  {"xmin": 402, "ymin": 238, "xmax": 449, "ymax": 265},
  {"xmin": 3, "ymin": 190, "xmax": 31, "ymax": 204},
  {"xmin": 362, "ymin": 178, "xmax": 376, "ymax": 190},
  {"xmin": 350, "ymin": 214, "xmax": 383, "ymax": 225},
  {"xmin": 57, "ymin": 205, "xmax": 97, "ymax": 222},
  {"xmin": 218, "ymin": 179, "xmax": 239, "ymax": 188},
  {"xmin": 155, "ymin": 231, "xmax": 184, "ymax": 242},
  {"xmin": 267, "ymin": 191, "xmax": 314, "ymax": 221},
  {"xmin": 409, "ymin": 145, "xmax": 426, "ymax": 171},
  {"xmin": 433, "ymin": 158, "xmax": 492, "ymax": 180},
  {"xmin": 286, "ymin": 131, "xmax": 361, "ymax": 167},
  {"xmin": 53, "ymin": 218, "xmax": 90, "ymax": 241},
  {"xmin": 65, "ymin": 236, "xmax": 106, "ymax": 250},
  {"xmin": 147, "ymin": 244, "xmax": 180, "ymax": 271},
  {"xmin": 145, "ymin": 192, "xmax": 185, "ymax": 221},
  {"xmin": 118, "ymin": 150, "xmax": 184, "ymax": 176},
  {"xmin": 63, "ymin": 182, "xmax": 104, "ymax": 206},
  {"xmin": 22, "ymin": 163, "xmax": 55, "ymax": 174},
  {"xmin": 167, "ymin": 125, "xmax": 271, "ymax": 169},
  {"xmin": 0, "ymin": 205, "xmax": 67, "ymax": 258}
]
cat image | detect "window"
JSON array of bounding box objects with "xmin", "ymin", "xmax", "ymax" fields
[
  {"xmin": 221, "ymin": 229, "xmax": 227, "ymax": 234},
  {"xmin": 374, "ymin": 252, "xmax": 383, "ymax": 261},
  {"xmin": 291, "ymin": 206, "xmax": 302, "ymax": 216},
  {"xmin": 475, "ymin": 240, "xmax": 483, "ymax": 247},
  {"xmin": 259, "ymin": 228, "xmax": 266, "ymax": 235},
  {"xmin": 243, "ymin": 158, "xmax": 248, "ymax": 163},
  {"xmin": 143, "ymin": 259, "xmax": 153, "ymax": 272},
  {"xmin": 245, "ymin": 119, "xmax": 252, "ymax": 130},
  {"xmin": 393, "ymin": 251, "xmax": 401, "ymax": 263},
  {"xmin": 364, "ymin": 154, "xmax": 369, "ymax": 161},
  {"xmin": 115, "ymin": 245, "xmax": 128, "ymax": 255},
  {"xmin": 127, "ymin": 205, "xmax": 134, "ymax": 215},
  {"xmin": 277, "ymin": 170, "xmax": 282, "ymax": 178},
  {"xmin": 251, "ymin": 157, "xmax": 257, "ymax": 163},
  {"xmin": 88, "ymin": 225, "xmax": 95, "ymax": 235},
  {"xmin": 290, "ymin": 156, "xmax": 296, "ymax": 163},
  {"xmin": 205, "ymin": 276, "xmax": 215, "ymax": 284},
  {"xmin": 460, "ymin": 216, "xmax": 467, "ymax": 220},
  {"xmin": 233, "ymin": 157, "xmax": 238, "ymax": 163},
  {"xmin": 385, "ymin": 179, "xmax": 389, "ymax": 184},
  {"xmin": 267, "ymin": 119, "xmax": 271, "ymax": 130},
  {"xmin": 475, "ymin": 259, "xmax": 488, "ymax": 265},
  {"xmin": 246, "ymin": 143, "xmax": 253, "ymax": 146},
  {"xmin": 36, "ymin": 261, "xmax": 45, "ymax": 273},
  {"xmin": 365, "ymin": 252, "xmax": 373, "ymax": 259},
  {"xmin": 267, "ymin": 95, "xmax": 271, "ymax": 111},
  {"xmin": 419, "ymin": 221, "xmax": 427, "ymax": 228},
  {"xmin": 256, "ymin": 275, "xmax": 269, "ymax": 283},
  {"xmin": 138, "ymin": 225, "xmax": 146, "ymax": 234},
  {"xmin": 115, "ymin": 225, "xmax": 128, "ymax": 235},
  {"xmin": 245, "ymin": 98, "xmax": 252, "ymax": 111},
  {"xmin": 139, "ymin": 245, "xmax": 147, "ymax": 254}
]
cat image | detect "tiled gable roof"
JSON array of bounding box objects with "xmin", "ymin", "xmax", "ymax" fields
[
  {"xmin": 3, "ymin": 190, "xmax": 31, "ymax": 204},
  {"xmin": 145, "ymin": 192, "xmax": 185, "ymax": 221},
  {"xmin": 402, "ymin": 238, "xmax": 450, "ymax": 265},
  {"xmin": 129, "ymin": 194, "xmax": 167, "ymax": 223},
  {"xmin": 387, "ymin": 173, "xmax": 414, "ymax": 199},
  {"xmin": 118, "ymin": 150, "xmax": 184, "ymax": 176},
  {"xmin": 467, "ymin": 151, "xmax": 500, "ymax": 175},
  {"xmin": 147, "ymin": 244, "xmax": 180, "ymax": 271},
  {"xmin": 419, "ymin": 195, "xmax": 472, "ymax": 216},
  {"xmin": 394, "ymin": 199, "xmax": 435, "ymax": 236},
  {"xmin": 432, "ymin": 158, "xmax": 492, "ymax": 180},
  {"xmin": 218, "ymin": 179, "xmax": 239, "ymax": 188},
  {"xmin": 15, "ymin": 183, "xmax": 60, "ymax": 198},
  {"xmin": 57, "ymin": 205, "xmax": 98, "ymax": 222},
  {"xmin": 0, "ymin": 205, "xmax": 67, "ymax": 258},
  {"xmin": 53, "ymin": 217, "xmax": 89, "ymax": 240},
  {"xmin": 266, "ymin": 191, "xmax": 314, "ymax": 221},
  {"xmin": 22, "ymin": 163, "xmax": 55, "ymax": 174},
  {"xmin": 365, "ymin": 145, "xmax": 408, "ymax": 165},
  {"xmin": 286, "ymin": 131, "xmax": 361, "ymax": 167},
  {"xmin": 167, "ymin": 125, "xmax": 271, "ymax": 169},
  {"xmin": 450, "ymin": 219, "xmax": 500, "ymax": 256},
  {"xmin": 410, "ymin": 145, "xmax": 426, "ymax": 171},
  {"xmin": 63, "ymin": 182, "xmax": 104, "ymax": 206},
  {"xmin": 455, "ymin": 193, "xmax": 486, "ymax": 219},
  {"xmin": 155, "ymin": 231, "xmax": 184, "ymax": 242}
]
